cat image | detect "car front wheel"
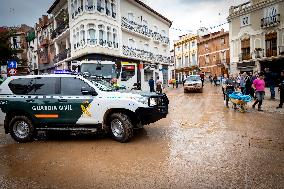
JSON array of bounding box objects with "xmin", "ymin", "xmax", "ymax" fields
[
  {"xmin": 109, "ymin": 113, "xmax": 133, "ymax": 143},
  {"xmin": 9, "ymin": 116, "xmax": 35, "ymax": 143}
]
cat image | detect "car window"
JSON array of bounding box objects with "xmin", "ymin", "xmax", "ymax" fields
[
  {"xmin": 61, "ymin": 77, "xmax": 91, "ymax": 95},
  {"xmin": 187, "ymin": 76, "xmax": 201, "ymax": 81},
  {"xmin": 8, "ymin": 78, "xmax": 35, "ymax": 95},
  {"xmin": 34, "ymin": 77, "xmax": 59, "ymax": 95}
]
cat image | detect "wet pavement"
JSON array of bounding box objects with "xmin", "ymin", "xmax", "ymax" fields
[{"xmin": 0, "ymin": 84, "xmax": 283, "ymax": 189}]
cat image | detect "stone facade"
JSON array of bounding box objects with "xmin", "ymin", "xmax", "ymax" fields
[{"xmin": 198, "ymin": 29, "xmax": 230, "ymax": 77}]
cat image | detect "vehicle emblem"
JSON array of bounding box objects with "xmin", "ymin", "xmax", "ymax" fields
[{"xmin": 81, "ymin": 101, "xmax": 92, "ymax": 117}]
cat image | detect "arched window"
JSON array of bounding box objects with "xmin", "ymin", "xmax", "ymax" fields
[
  {"xmin": 98, "ymin": 24, "xmax": 105, "ymax": 46},
  {"xmin": 111, "ymin": 0, "xmax": 116, "ymax": 18},
  {"xmin": 128, "ymin": 13, "xmax": 134, "ymax": 22},
  {"xmin": 80, "ymin": 25, "xmax": 85, "ymax": 45},
  {"xmin": 73, "ymin": 31, "xmax": 77, "ymax": 49},
  {"xmin": 88, "ymin": 24, "xmax": 96, "ymax": 45},
  {"xmin": 161, "ymin": 30, "xmax": 166, "ymax": 36},
  {"xmin": 113, "ymin": 29, "xmax": 118, "ymax": 48},
  {"xmin": 71, "ymin": 0, "xmax": 75, "ymax": 18},
  {"xmin": 107, "ymin": 26, "xmax": 112, "ymax": 47}
]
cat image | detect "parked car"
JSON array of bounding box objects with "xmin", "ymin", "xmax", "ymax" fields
[
  {"xmin": 184, "ymin": 75, "xmax": 203, "ymax": 93},
  {"xmin": 0, "ymin": 74, "xmax": 169, "ymax": 143}
]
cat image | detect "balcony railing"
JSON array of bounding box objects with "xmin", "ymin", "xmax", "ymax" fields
[
  {"xmin": 74, "ymin": 39, "xmax": 119, "ymax": 49},
  {"xmin": 53, "ymin": 48, "xmax": 71, "ymax": 63},
  {"xmin": 261, "ymin": 14, "xmax": 280, "ymax": 28},
  {"xmin": 85, "ymin": 5, "xmax": 95, "ymax": 11},
  {"xmin": 279, "ymin": 46, "xmax": 284, "ymax": 56},
  {"xmin": 240, "ymin": 52, "xmax": 251, "ymax": 61},
  {"xmin": 237, "ymin": 61, "xmax": 255, "ymax": 69},
  {"xmin": 122, "ymin": 45, "xmax": 170, "ymax": 64},
  {"xmin": 121, "ymin": 17, "xmax": 170, "ymax": 45},
  {"xmin": 51, "ymin": 21, "xmax": 69, "ymax": 40},
  {"xmin": 266, "ymin": 49, "xmax": 277, "ymax": 57}
]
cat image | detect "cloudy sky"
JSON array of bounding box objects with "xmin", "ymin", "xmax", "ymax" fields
[{"xmin": 0, "ymin": 0, "xmax": 247, "ymax": 42}]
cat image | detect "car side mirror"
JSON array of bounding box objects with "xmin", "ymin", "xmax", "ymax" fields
[{"xmin": 81, "ymin": 87, "xmax": 97, "ymax": 96}]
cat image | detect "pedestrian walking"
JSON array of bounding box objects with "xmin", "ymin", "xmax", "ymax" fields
[
  {"xmin": 172, "ymin": 78, "xmax": 176, "ymax": 88},
  {"xmin": 213, "ymin": 74, "xmax": 218, "ymax": 86},
  {"xmin": 209, "ymin": 74, "xmax": 213, "ymax": 84},
  {"xmin": 221, "ymin": 74, "xmax": 228, "ymax": 100},
  {"xmin": 277, "ymin": 70, "xmax": 284, "ymax": 109},
  {"xmin": 240, "ymin": 73, "xmax": 245, "ymax": 94},
  {"xmin": 225, "ymin": 74, "xmax": 237, "ymax": 108},
  {"xmin": 244, "ymin": 72, "xmax": 253, "ymax": 96},
  {"xmin": 252, "ymin": 73, "xmax": 265, "ymax": 111},
  {"xmin": 200, "ymin": 72, "xmax": 205, "ymax": 87},
  {"xmin": 156, "ymin": 76, "xmax": 163, "ymax": 93},
  {"xmin": 264, "ymin": 68, "xmax": 276, "ymax": 99},
  {"xmin": 176, "ymin": 77, "xmax": 179, "ymax": 88},
  {"xmin": 149, "ymin": 77, "xmax": 155, "ymax": 92}
]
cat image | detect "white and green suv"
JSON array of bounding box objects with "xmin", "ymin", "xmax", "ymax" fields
[{"xmin": 0, "ymin": 74, "xmax": 169, "ymax": 143}]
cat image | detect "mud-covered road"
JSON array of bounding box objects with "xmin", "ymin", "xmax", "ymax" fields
[{"xmin": 0, "ymin": 85, "xmax": 283, "ymax": 189}]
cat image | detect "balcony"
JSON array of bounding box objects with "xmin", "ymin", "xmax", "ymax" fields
[
  {"xmin": 122, "ymin": 45, "xmax": 170, "ymax": 64},
  {"xmin": 53, "ymin": 48, "xmax": 71, "ymax": 63},
  {"xmin": 237, "ymin": 61, "xmax": 255, "ymax": 69},
  {"xmin": 266, "ymin": 49, "xmax": 277, "ymax": 57},
  {"xmin": 279, "ymin": 46, "xmax": 284, "ymax": 56},
  {"xmin": 240, "ymin": 52, "xmax": 251, "ymax": 61},
  {"xmin": 261, "ymin": 14, "xmax": 280, "ymax": 28},
  {"xmin": 51, "ymin": 21, "xmax": 69, "ymax": 40}
]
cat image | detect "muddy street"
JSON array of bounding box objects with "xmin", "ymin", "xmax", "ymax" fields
[{"xmin": 0, "ymin": 85, "xmax": 283, "ymax": 189}]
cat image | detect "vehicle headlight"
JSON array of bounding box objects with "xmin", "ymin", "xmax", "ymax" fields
[{"xmin": 149, "ymin": 98, "xmax": 157, "ymax": 106}]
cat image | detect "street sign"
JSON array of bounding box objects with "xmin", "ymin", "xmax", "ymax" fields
[
  {"xmin": 7, "ymin": 60, "xmax": 17, "ymax": 69},
  {"xmin": 8, "ymin": 68, "xmax": 17, "ymax": 76}
]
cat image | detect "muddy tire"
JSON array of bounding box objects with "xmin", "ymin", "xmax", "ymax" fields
[
  {"xmin": 9, "ymin": 116, "xmax": 35, "ymax": 143},
  {"xmin": 184, "ymin": 89, "xmax": 188, "ymax": 93},
  {"xmin": 109, "ymin": 113, "xmax": 133, "ymax": 143}
]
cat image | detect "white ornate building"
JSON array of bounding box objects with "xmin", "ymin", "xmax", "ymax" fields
[
  {"xmin": 47, "ymin": 0, "xmax": 172, "ymax": 90},
  {"xmin": 227, "ymin": 0, "xmax": 284, "ymax": 75}
]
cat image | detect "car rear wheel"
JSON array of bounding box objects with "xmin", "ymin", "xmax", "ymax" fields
[
  {"xmin": 109, "ymin": 113, "xmax": 133, "ymax": 143},
  {"xmin": 9, "ymin": 116, "xmax": 35, "ymax": 143}
]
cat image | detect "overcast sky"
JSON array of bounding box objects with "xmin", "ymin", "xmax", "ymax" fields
[{"xmin": 0, "ymin": 0, "xmax": 247, "ymax": 43}]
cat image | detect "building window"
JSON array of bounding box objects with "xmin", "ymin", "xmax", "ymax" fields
[
  {"xmin": 161, "ymin": 30, "xmax": 166, "ymax": 36},
  {"xmin": 98, "ymin": 24, "xmax": 105, "ymax": 46},
  {"xmin": 240, "ymin": 14, "xmax": 250, "ymax": 27},
  {"xmin": 76, "ymin": 28, "xmax": 79, "ymax": 48},
  {"xmin": 105, "ymin": 0, "xmax": 111, "ymax": 16},
  {"xmin": 192, "ymin": 41, "xmax": 196, "ymax": 47},
  {"xmin": 107, "ymin": 26, "xmax": 112, "ymax": 47},
  {"xmin": 113, "ymin": 29, "xmax": 118, "ymax": 48},
  {"xmin": 184, "ymin": 43, "xmax": 187, "ymax": 50},
  {"xmin": 86, "ymin": 0, "xmax": 94, "ymax": 10},
  {"xmin": 177, "ymin": 46, "xmax": 180, "ymax": 52},
  {"xmin": 205, "ymin": 55, "xmax": 209, "ymax": 64},
  {"xmin": 154, "ymin": 47, "xmax": 158, "ymax": 54},
  {"xmin": 220, "ymin": 38, "xmax": 225, "ymax": 45},
  {"xmin": 185, "ymin": 56, "xmax": 189, "ymax": 66},
  {"xmin": 144, "ymin": 43, "xmax": 149, "ymax": 51},
  {"xmin": 111, "ymin": 0, "xmax": 116, "ymax": 18},
  {"xmin": 265, "ymin": 32, "xmax": 277, "ymax": 57},
  {"xmin": 241, "ymin": 38, "xmax": 251, "ymax": 60},
  {"xmin": 128, "ymin": 13, "xmax": 134, "ymax": 22},
  {"xmin": 97, "ymin": 0, "xmax": 104, "ymax": 12},
  {"xmin": 80, "ymin": 25, "xmax": 85, "ymax": 45}
]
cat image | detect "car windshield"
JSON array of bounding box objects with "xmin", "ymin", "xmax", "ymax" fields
[
  {"xmin": 91, "ymin": 80, "xmax": 115, "ymax": 92},
  {"xmin": 81, "ymin": 63, "xmax": 117, "ymax": 79},
  {"xmin": 186, "ymin": 76, "xmax": 201, "ymax": 81}
]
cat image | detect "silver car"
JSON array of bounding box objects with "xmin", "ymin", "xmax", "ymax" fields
[{"xmin": 184, "ymin": 75, "xmax": 203, "ymax": 93}]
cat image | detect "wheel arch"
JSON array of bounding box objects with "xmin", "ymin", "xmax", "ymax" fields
[
  {"xmin": 102, "ymin": 108, "xmax": 138, "ymax": 131},
  {"xmin": 4, "ymin": 110, "xmax": 34, "ymax": 134}
]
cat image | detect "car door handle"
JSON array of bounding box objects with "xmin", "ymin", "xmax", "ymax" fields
[
  {"xmin": 26, "ymin": 99, "xmax": 35, "ymax": 102},
  {"xmin": 58, "ymin": 99, "xmax": 67, "ymax": 102}
]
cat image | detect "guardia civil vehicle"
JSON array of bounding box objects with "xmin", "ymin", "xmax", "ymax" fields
[{"xmin": 0, "ymin": 74, "xmax": 169, "ymax": 143}]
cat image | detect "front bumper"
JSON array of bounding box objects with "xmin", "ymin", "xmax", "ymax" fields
[
  {"xmin": 184, "ymin": 85, "xmax": 202, "ymax": 90},
  {"xmin": 136, "ymin": 93, "xmax": 169, "ymax": 125}
]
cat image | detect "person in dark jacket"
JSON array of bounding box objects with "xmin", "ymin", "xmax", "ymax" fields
[
  {"xmin": 277, "ymin": 70, "xmax": 284, "ymax": 109},
  {"xmin": 264, "ymin": 68, "xmax": 276, "ymax": 99},
  {"xmin": 148, "ymin": 77, "xmax": 155, "ymax": 92}
]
